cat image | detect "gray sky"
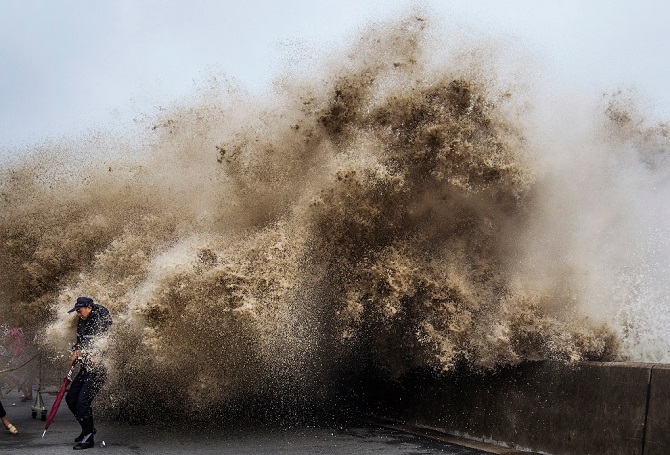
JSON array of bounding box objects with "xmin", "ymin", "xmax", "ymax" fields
[{"xmin": 1, "ymin": 0, "xmax": 669, "ymax": 157}]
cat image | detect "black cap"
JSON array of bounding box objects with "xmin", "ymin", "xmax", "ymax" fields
[{"xmin": 68, "ymin": 296, "xmax": 94, "ymax": 313}]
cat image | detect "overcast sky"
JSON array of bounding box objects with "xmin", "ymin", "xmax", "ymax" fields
[{"xmin": 1, "ymin": 0, "xmax": 669, "ymax": 158}]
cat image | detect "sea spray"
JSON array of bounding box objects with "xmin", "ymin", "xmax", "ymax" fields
[{"xmin": 0, "ymin": 14, "xmax": 667, "ymax": 422}]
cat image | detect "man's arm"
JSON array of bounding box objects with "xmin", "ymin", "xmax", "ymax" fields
[{"xmin": 69, "ymin": 349, "xmax": 81, "ymax": 366}]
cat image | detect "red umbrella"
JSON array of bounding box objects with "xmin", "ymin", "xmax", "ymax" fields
[{"xmin": 42, "ymin": 363, "xmax": 75, "ymax": 437}]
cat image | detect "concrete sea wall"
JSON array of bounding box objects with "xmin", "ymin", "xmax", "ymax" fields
[{"xmin": 368, "ymin": 361, "xmax": 669, "ymax": 455}]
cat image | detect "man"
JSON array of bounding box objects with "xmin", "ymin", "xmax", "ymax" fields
[{"xmin": 65, "ymin": 297, "xmax": 112, "ymax": 450}]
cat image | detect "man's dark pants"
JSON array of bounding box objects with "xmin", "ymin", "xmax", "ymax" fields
[{"xmin": 65, "ymin": 368, "xmax": 106, "ymax": 436}]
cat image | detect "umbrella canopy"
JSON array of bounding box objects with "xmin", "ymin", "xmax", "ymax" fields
[{"xmin": 42, "ymin": 364, "xmax": 75, "ymax": 437}]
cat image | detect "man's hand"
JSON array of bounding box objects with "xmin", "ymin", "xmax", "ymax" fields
[{"xmin": 70, "ymin": 350, "xmax": 82, "ymax": 366}]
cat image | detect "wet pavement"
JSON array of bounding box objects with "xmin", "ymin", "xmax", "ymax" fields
[{"xmin": 0, "ymin": 390, "xmax": 499, "ymax": 454}]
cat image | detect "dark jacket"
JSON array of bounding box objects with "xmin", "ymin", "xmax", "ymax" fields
[{"xmin": 73, "ymin": 303, "xmax": 112, "ymax": 371}]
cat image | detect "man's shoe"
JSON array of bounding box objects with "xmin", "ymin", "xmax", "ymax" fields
[
  {"xmin": 73, "ymin": 440, "xmax": 94, "ymax": 450},
  {"xmin": 75, "ymin": 426, "xmax": 96, "ymax": 442},
  {"xmin": 73, "ymin": 434, "xmax": 94, "ymax": 450}
]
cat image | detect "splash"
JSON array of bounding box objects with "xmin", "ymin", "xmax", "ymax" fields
[{"xmin": 1, "ymin": 15, "xmax": 667, "ymax": 421}]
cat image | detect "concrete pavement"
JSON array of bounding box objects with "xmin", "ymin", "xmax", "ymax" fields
[{"xmin": 1, "ymin": 389, "xmax": 501, "ymax": 455}]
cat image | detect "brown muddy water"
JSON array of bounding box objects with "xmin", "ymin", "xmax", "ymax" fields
[{"xmin": 1, "ymin": 14, "xmax": 668, "ymax": 423}]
